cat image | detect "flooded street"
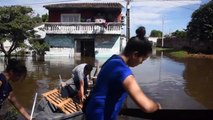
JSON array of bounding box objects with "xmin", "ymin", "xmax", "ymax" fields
[
  {"xmin": 0, "ymin": 51, "xmax": 213, "ymax": 117},
  {"xmin": 125, "ymin": 52, "xmax": 212, "ymax": 110}
]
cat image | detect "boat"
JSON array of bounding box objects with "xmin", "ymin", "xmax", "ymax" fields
[
  {"xmin": 34, "ymin": 88, "xmax": 85, "ymax": 120},
  {"xmin": 120, "ymin": 108, "xmax": 213, "ymax": 120},
  {"xmin": 34, "ymin": 88, "xmax": 213, "ymax": 120}
]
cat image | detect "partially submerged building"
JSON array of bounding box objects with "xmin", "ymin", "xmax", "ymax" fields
[{"xmin": 43, "ymin": 2, "xmax": 125, "ymax": 58}]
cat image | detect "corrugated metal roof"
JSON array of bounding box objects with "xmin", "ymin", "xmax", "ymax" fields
[{"xmin": 44, "ymin": 3, "xmax": 123, "ymax": 9}]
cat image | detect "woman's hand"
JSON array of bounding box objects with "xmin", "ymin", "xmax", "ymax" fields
[
  {"xmin": 157, "ymin": 103, "xmax": 162, "ymax": 110},
  {"xmin": 8, "ymin": 92, "xmax": 31, "ymax": 120}
]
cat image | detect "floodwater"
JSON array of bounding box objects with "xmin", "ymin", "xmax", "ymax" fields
[{"xmin": 0, "ymin": 51, "xmax": 213, "ymax": 119}]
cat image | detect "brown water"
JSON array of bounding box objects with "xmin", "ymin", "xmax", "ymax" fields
[{"xmin": 0, "ymin": 51, "xmax": 213, "ymax": 117}]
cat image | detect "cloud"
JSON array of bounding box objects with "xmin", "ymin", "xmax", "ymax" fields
[
  {"xmin": 124, "ymin": 0, "xmax": 202, "ymax": 35},
  {"xmin": 129, "ymin": 1, "xmax": 201, "ymax": 25},
  {"xmin": 131, "ymin": 11, "xmax": 162, "ymax": 25},
  {"xmin": 1, "ymin": 0, "xmax": 201, "ymax": 35}
]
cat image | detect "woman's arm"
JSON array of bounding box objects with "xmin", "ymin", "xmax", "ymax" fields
[
  {"xmin": 123, "ymin": 75, "xmax": 161, "ymax": 113},
  {"xmin": 0, "ymin": 81, "xmax": 2, "ymax": 87},
  {"xmin": 8, "ymin": 91, "xmax": 30, "ymax": 120}
]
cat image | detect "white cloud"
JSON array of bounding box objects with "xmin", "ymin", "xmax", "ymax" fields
[
  {"xmin": 129, "ymin": 1, "xmax": 201, "ymax": 25},
  {"xmin": 124, "ymin": 0, "xmax": 202, "ymax": 35},
  {"xmin": 130, "ymin": 1, "xmax": 201, "ymax": 8},
  {"xmin": 131, "ymin": 11, "xmax": 162, "ymax": 25}
]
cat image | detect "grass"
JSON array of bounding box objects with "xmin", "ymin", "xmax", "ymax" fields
[
  {"xmin": 170, "ymin": 51, "xmax": 188, "ymax": 58},
  {"xmin": 155, "ymin": 47, "xmax": 174, "ymax": 51}
]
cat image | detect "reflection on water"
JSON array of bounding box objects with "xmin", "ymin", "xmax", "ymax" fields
[
  {"xmin": 126, "ymin": 53, "xmax": 205, "ymax": 110},
  {"xmin": 0, "ymin": 51, "xmax": 213, "ymax": 116},
  {"xmin": 183, "ymin": 58, "xmax": 213, "ymax": 108}
]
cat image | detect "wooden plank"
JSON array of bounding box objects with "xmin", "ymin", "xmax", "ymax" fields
[
  {"xmin": 57, "ymin": 98, "xmax": 72, "ymax": 107},
  {"xmin": 42, "ymin": 89, "xmax": 58, "ymax": 96},
  {"xmin": 42, "ymin": 89, "xmax": 82, "ymax": 114}
]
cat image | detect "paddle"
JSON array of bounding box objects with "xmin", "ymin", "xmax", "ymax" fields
[
  {"xmin": 119, "ymin": 108, "xmax": 213, "ymax": 120},
  {"xmin": 59, "ymin": 74, "xmax": 70, "ymax": 98},
  {"xmin": 30, "ymin": 92, "xmax": 38, "ymax": 120}
]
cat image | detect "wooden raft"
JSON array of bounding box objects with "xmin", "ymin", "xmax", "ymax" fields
[{"xmin": 42, "ymin": 89, "xmax": 81, "ymax": 114}]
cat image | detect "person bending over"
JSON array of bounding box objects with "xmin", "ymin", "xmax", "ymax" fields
[
  {"xmin": 63, "ymin": 63, "xmax": 93, "ymax": 106},
  {"xmin": 85, "ymin": 36, "xmax": 161, "ymax": 120},
  {"xmin": 0, "ymin": 59, "xmax": 30, "ymax": 120}
]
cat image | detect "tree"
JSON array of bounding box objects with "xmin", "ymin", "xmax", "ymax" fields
[
  {"xmin": 171, "ymin": 30, "xmax": 187, "ymax": 39},
  {"xmin": 150, "ymin": 30, "xmax": 162, "ymax": 37},
  {"xmin": 0, "ymin": 6, "xmax": 37, "ymax": 59},
  {"xmin": 41, "ymin": 13, "xmax": 48, "ymax": 22},
  {"xmin": 29, "ymin": 36, "xmax": 49, "ymax": 56},
  {"xmin": 34, "ymin": 14, "xmax": 43, "ymax": 23},
  {"xmin": 187, "ymin": 1, "xmax": 213, "ymax": 43}
]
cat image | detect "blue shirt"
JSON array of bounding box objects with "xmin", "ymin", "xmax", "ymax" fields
[
  {"xmin": 0, "ymin": 73, "xmax": 13, "ymax": 109},
  {"xmin": 85, "ymin": 55, "xmax": 133, "ymax": 120}
]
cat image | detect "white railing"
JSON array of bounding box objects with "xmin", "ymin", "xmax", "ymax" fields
[{"xmin": 44, "ymin": 22, "xmax": 123, "ymax": 34}]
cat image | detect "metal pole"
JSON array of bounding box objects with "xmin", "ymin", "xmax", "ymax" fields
[
  {"xmin": 126, "ymin": 0, "xmax": 131, "ymax": 41},
  {"xmin": 161, "ymin": 16, "xmax": 164, "ymax": 47},
  {"xmin": 30, "ymin": 92, "xmax": 38, "ymax": 120}
]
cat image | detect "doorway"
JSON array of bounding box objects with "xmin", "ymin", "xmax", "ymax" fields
[{"xmin": 76, "ymin": 39, "xmax": 95, "ymax": 57}]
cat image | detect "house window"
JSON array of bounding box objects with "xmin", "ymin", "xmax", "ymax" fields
[{"xmin": 61, "ymin": 14, "xmax": 81, "ymax": 22}]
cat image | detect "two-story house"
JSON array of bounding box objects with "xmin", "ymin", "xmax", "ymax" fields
[{"xmin": 43, "ymin": 2, "xmax": 124, "ymax": 58}]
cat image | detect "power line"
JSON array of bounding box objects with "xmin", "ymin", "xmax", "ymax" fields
[
  {"xmin": 8, "ymin": 0, "xmax": 79, "ymax": 6},
  {"xmin": 124, "ymin": 0, "xmax": 201, "ymax": 40}
]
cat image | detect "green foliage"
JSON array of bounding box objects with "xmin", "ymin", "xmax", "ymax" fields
[
  {"xmin": 0, "ymin": 6, "xmax": 34, "ymax": 39},
  {"xmin": 187, "ymin": 1, "xmax": 213, "ymax": 42},
  {"xmin": 171, "ymin": 30, "xmax": 187, "ymax": 39},
  {"xmin": 29, "ymin": 38, "xmax": 49, "ymax": 55},
  {"xmin": 150, "ymin": 30, "xmax": 162, "ymax": 37},
  {"xmin": 41, "ymin": 14, "xmax": 48, "ymax": 22},
  {"xmin": 155, "ymin": 47, "xmax": 173, "ymax": 51},
  {"xmin": 33, "ymin": 14, "xmax": 42, "ymax": 24},
  {"xmin": 170, "ymin": 51, "xmax": 188, "ymax": 58},
  {"xmin": 0, "ymin": 5, "xmax": 43, "ymax": 58}
]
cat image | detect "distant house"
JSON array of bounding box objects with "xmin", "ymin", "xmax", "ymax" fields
[
  {"xmin": 43, "ymin": 2, "xmax": 124, "ymax": 58},
  {"xmin": 148, "ymin": 37, "xmax": 158, "ymax": 46},
  {"xmin": 0, "ymin": 39, "xmax": 32, "ymax": 56}
]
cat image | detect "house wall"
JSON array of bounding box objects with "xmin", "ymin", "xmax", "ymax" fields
[
  {"xmin": 45, "ymin": 35, "xmax": 75, "ymax": 57},
  {"xmin": 48, "ymin": 9, "xmax": 122, "ymax": 22},
  {"xmin": 157, "ymin": 38, "xmax": 213, "ymax": 53},
  {"xmin": 44, "ymin": 35, "xmax": 121, "ymax": 58},
  {"xmin": 48, "ymin": 11, "xmax": 61, "ymax": 22},
  {"xmin": 95, "ymin": 35, "xmax": 121, "ymax": 58}
]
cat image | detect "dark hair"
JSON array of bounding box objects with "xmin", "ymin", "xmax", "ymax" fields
[
  {"xmin": 84, "ymin": 64, "xmax": 93, "ymax": 72},
  {"xmin": 123, "ymin": 36, "xmax": 152, "ymax": 56},
  {"xmin": 5, "ymin": 59, "xmax": 27, "ymax": 77},
  {"xmin": 136, "ymin": 26, "xmax": 146, "ymax": 40}
]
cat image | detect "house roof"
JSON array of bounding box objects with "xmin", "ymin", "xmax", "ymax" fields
[{"xmin": 43, "ymin": 3, "xmax": 123, "ymax": 9}]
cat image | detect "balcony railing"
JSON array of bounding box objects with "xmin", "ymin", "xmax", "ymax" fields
[{"xmin": 44, "ymin": 22, "xmax": 123, "ymax": 35}]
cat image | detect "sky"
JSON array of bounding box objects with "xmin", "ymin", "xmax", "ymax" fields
[{"xmin": 0, "ymin": 0, "xmax": 211, "ymax": 37}]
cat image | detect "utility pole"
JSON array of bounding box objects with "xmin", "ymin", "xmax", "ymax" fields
[
  {"xmin": 161, "ymin": 16, "xmax": 164, "ymax": 47},
  {"xmin": 126, "ymin": 0, "xmax": 131, "ymax": 41}
]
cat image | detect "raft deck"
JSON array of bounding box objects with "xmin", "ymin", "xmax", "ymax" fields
[{"xmin": 42, "ymin": 88, "xmax": 81, "ymax": 114}]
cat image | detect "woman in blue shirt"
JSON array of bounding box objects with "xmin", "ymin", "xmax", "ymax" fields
[
  {"xmin": 0, "ymin": 59, "xmax": 30, "ymax": 120},
  {"xmin": 85, "ymin": 35, "xmax": 161, "ymax": 120}
]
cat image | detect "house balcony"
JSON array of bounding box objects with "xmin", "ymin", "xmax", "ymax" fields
[{"xmin": 44, "ymin": 22, "xmax": 123, "ymax": 35}]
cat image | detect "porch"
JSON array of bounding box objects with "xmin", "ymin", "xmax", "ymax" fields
[{"xmin": 45, "ymin": 22, "xmax": 123, "ymax": 35}]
